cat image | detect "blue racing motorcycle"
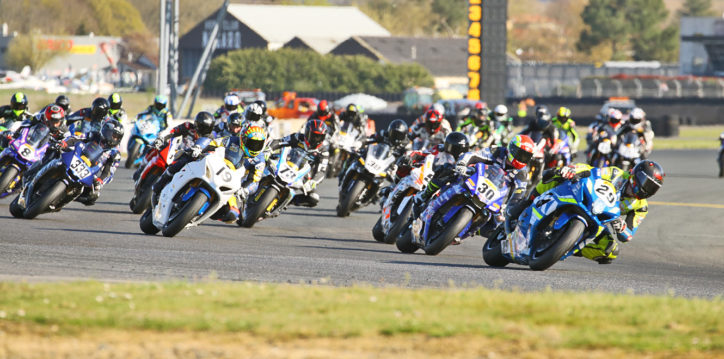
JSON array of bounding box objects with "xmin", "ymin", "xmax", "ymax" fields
[
  {"xmin": 125, "ymin": 113, "xmax": 163, "ymax": 168},
  {"xmin": 0, "ymin": 123, "xmax": 51, "ymax": 196},
  {"xmin": 396, "ymin": 162, "xmax": 509, "ymax": 255},
  {"xmin": 13, "ymin": 141, "xmax": 106, "ymax": 219},
  {"xmin": 482, "ymin": 168, "xmax": 620, "ymax": 270}
]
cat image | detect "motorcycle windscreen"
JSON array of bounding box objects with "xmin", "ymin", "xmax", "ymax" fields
[
  {"xmin": 285, "ymin": 147, "xmax": 308, "ymax": 170},
  {"xmin": 223, "ymin": 137, "xmax": 245, "ymax": 169},
  {"xmin": 82, "ymin": 142, "xmax": 105, "ymax": 165},
  {"xmin": 25, "ymin": 123, "xmax": 51, "ymax": 147},
  {"xmin": 482, "ymin": 164, "xmax": 507, "ymax": 190},
  {"xmin": 367, "ymin": 143, "xmax": 391, "ymax": 160},
  {"xmin": 339, "ymin": 121, "xmax": 357, "ymax": 136}
]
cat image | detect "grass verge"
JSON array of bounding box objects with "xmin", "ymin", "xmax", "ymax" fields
[{"xmin": 0, "ymin": 281, "xmax": 720, "ymax": 358}]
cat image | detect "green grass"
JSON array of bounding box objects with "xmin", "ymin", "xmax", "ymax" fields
[{"xmin": 0, "ymin": 281, "xmax": 720, "ymax": 353}]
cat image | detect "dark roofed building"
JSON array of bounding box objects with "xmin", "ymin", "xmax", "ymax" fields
[{"xmin": 330, "ymin": 36, "xmax": 467, "ymax": 88}]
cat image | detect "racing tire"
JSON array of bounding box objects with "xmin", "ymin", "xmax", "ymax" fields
[
  {"xmin": 162, "ymin": 191, "xmax": 207, "ymax": 237},
  {"xmin": 0, "ymin": 166, "xmax": 18, "ymax": 194},
  {"xmin": 241, "ymin": 187, "xmax": 279, "ymax": 228},
  {"xmin": 372, "ymin": 216, "xmax": 385, "ymax": 242},
  {"xmin": 9, "ymin": 195, "xmax": 24, "ymax": 218},
  {"xmin": 139, "ymin": 207, "xmax": 160, "ymax": 234},
  {"xmin": 125, "ymin": 141, "xmax": 141, "ymax": 169},
  {"xmin": 529, "ymin": 218, "xmax": 586, "ymax": 271},
  {"xmin": 424, "ymin": 207, "xmax": 473, "ymax": 256},
  {"xmin": 23, "ymin": 181, "xmax": 65, "ymax": 219},
  {"xmin": 336, "ymin": 180, "xmax": 365, "ymax": 217},
  {"xmin": 130, "ymin": 173, "xmax": 159, "ymax": 214},
  {"xmin": 326, "ymin": 151, "xmax": 341, "ymax": 178},
  {"xmin": 395, "ymin": 226, "xmax": 418, "ymax": 254},
  {"xmin": 482, "ymin": 227, "xmax": 509, "ymax": 267},
  {"xmin": 719, "ymin": 152, "xmax": 724, "ymax": 178},
  {"xmin": 384, "ymin": 199, "xmax": 413, "ymax": 244}
]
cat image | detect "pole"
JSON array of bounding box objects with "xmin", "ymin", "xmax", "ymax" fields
[
  {"xmin": 158, "ymin": 0, "xmax": 168, "ymax": 97},
  {"xmin": 177, "ymin": 0, "xmax": 229, "ymax": 118},
  {"xmin": 169, "ymin": 0, "xmax": 179, "ymax": 115},
  {"xmin": 186, "ymin": 42, "xmax": 215, "ymax": 118}
]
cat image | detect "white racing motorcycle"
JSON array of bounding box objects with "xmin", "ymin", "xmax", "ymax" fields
[
  {"xmin": 372, "ymin": 153, "xmax": 435, "ymax": 244},
  {"xmin": 239, "ymin": 146, "xmax": 312, "ymax": 228},
  {"xmin": 327, "ymin": 121, "xmax": 362, "ymax": 178},
  {"xmin": 139, "ymin": 147, "xmax": 246, "ymax": 237},
  {"xmin": 337, "ymin": 142, "xmax": 397, "ymax": 217}
]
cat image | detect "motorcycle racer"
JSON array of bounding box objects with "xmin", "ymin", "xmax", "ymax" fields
[
  {"xmin": 509, "ymin": 160, "xmax": 664, "ymax": 264},
  {"xmin": 107, "ymin": 92, "xmax": 127, "ymax": 123},
  {"xmin": 66, "ymin": 97, "xmax": 111, "ymax": 138},
  {"xmin": 0, "ymin": 92, "xmax": 33, "ymax": 133},
  {"xmin": 552, "ymin": 107, "xmax": 580, "ymax": 157},
  {"xmin": 616, "ymin": 107, "xmax": 654, "ymax": 159},
  {"xmin": 138, "ymin": 95, "xmax": 172, "ymax": 131},
  {"xmin": 491, "ymin": 104, "xmax": 515, "ymax": 146}
]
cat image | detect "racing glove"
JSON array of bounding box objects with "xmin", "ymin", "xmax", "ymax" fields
[
  {"xmin": 93, "ymin": 177, "xmax": 104, "ymax": 192},
  {"xmin": 152, "ymin": 138, "xmax": 164, "ymax": 150},
  {"xmin": 189, "ymin": 145, "xmax": 203, "ymax": 159},
  {"xmin": 558, "ymin": 165, "xmax": 577, "ymax": 180}
]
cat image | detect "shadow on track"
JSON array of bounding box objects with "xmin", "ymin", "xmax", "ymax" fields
[
  {"xmin": 38, "ymin": 227, "xmax": 147, "ymax": 237},
  {"xmin": 62, "ymin": 207, "xmax": 130, "ymax": 215},
  {"xmin": 299, "ymin": 245, "xmax": 395, "ymax": 255},
  {"xmin": 385, "ymin": 260, "xmax": 487, "ymax": 270}
]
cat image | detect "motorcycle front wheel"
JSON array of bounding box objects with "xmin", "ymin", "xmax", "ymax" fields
[
  {"xmin": 139, "ymin": 207, "xmax": 160, "ymax": 235},
  {"xmin": 162, "ymin": 191, "xmax": 207, "ymax": 237},
  {"xmin": 336, "ymin": 179, "xmax": 365, "ymax": 217},
  {"xmin": 241, "ymin": 186, "xmax": 279, "ymax": 228},
  {"xmin": 23, "ymin": 181, "xmax": 66, "ymax": 219},
  {"xmin": 130, "ymin": 172, "xmax": 159, "ymax": 214},
  {"xmin": 423, "ymin": 207, "xmax": 473, "ymax": 256},
  {"xmin": 125, "ymin": 140, "xmax": 142, "ymax": 169},
  {"xmin": 384, "ymin": 198, "xmax": 413, "ymax": 244},
  {"xmin": 0, "ymin": 166, "xmax": 18, "ymax": 193},
  {"xmin": 482, "ymin": 226, "xmax": 509, "ymax": 267},
  {"xmin": 529, "ymin": 218, "xmax": 586, "ymax": 271}
]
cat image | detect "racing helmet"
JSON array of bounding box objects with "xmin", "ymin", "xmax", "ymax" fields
[
  {"xmin": 54, "ymin": 95, "xmax": 70, "ymax": 113},
  {"xmin": 386, "ymin": 119, "xmax": 409, "ymax": 147},
  {"xmin": 244, "ymin": 102, "xmax": 263, "ymax": 123},
  {"xmin": 629, "ymin": 107, "xmax": 645, "ymax": 125},
  {"xmin": 241, "ymin": 125, "xmax": 267, "ymax": 157},
  {"xmin": 424, "ymin": 109, "xmax": 443, "ymax": 134},
  {"xmin": 253, "ymin": 100, "xmax": 268, "ymax": 115},
  {"xmin": 607, "ymin": 109, "xmax": 623, "ymax": 125},
  {"xmin": 91, "ymin": 97, "xmax": 110, "ymax": 122},
  {"xmin": 534, "ymin": 105, "xmax": 551, "ymax": 130},
  {"xmin": 557, "ymin": 107, "xmax": 571, "ymax": 121},
  {"xmin": 443, "ymin": 131, "xmax": 470, "ymax": 161},
  {"xmin": 493, "ymin": 104, "xmax": 508, "ymax": 122},
  {"xmin": 10, "ymin": 92, "xmax": 27, "ymax": 112},
  {"xmin": 317, "ymin": 100, "xmax": 331, "ymax": 116},
  {"xmin": 193, "ymin": 111, "xmax": 215, "ymax": 136},
  {"xmin": 224, "ymin": 94, "xmax": 241, "ymax": 111},
  {"xmin": 506, "ymin": 134, "xmax": 535, "ymax": 170},
  {"xmin": 43, "ymin": 105, "xmax": 65, "ymax": 129},
  {"xmin": 227, "ymin": 112, "xmax": 243, "ymax": 135},
  {"xmin": 303, "ymin": 119, "xmax": 328, "ymax": 150},
  {"xmin": 100, "ymin": 119, "xmax": 124, "ymax": 147},
  {"xmin": 154, "ymin": 95, "xmax": 168, "ymax": 111},
  {"xmin": 108, "ymin": 92, "xmax": 123, "ymax": 111},
  {"xmin": 629, "ymin": 160, "xmax": 664, "ymax": 199}
]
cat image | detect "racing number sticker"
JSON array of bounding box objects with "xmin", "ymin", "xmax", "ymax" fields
[
  {"xmin": 594, "ymin": 179, "xmax": 616, "ymax": 205},
  {"xmin": 477, "ymin": 179, "xmax": 498, "ymax": 202}
]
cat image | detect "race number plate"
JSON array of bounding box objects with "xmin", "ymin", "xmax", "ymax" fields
[{"xmin": 69, "ymin": 157, "xmax": 92, "ymax": 179}]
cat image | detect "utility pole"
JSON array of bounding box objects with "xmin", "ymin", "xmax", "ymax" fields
[
  {"xmin": 157, "ymin": 0, "xmax": 168, "ymax": 98},
  {"xmin": 169, "ymin": 0, "xmax": 179, "ymax": 115}
]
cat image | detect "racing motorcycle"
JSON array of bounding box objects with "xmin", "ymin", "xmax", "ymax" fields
[
  {"xmin": 239, "ymin": 146, "xmax": 312, "ymax": 228},
  {"xmin": 12, "ymin": 141, "xmax": 106, "ymax": 219},
  {"xmin": 587, "ymin": 128, "xmax": 615, "ymax": 168},
  {"xmin": 139, "ymin": 147, "xmax": 246, "ymax": 237},
  {"xmin": 396, "ymin": 162, "xmax": 510, "ymax": 256},
  {"xmin": 125, "ymin": 112, "xmax": 163, "ymax": 168},
  {"xmin": 0, "ymin": 123, "xmax": 51, "ymax": 196},
  {"xmin": 337, "ymin": 143, "xmax": 396, "ymax": 217},
  {"xmin": 482, "ymin": 169, "xmax": 620, "ymax": 271},
  {"xmin": 326, "ymin": 121, "xmax": 362, "ymax": 178},
  {"xmin": 128, "ymin": 136, "xmax": 185, "ymax": 214},
  {"xmin": 372, "ymin": 153, "xmax": 435, "ymax": 244},
  {"xmin": 611, "ymin": 132, "xmax": 642, "ymax": 171}
]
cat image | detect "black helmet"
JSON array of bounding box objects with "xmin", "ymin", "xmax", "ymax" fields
[
  {"xmin": 194, "ymin": 111, "xmax": 215, "ymax": 136},
  {"xmin": 303, "ymin": 119, "xmax": 328, "ymax": 150},
  {"xmin": 244, "ymin": 103, "xmax": 263, "ymax": 123},
  {"xmin": 534, "ymin": 105, "xmax": 551, "ymax": 130},
  {"xmin": 91, "ymin": 97, "xmax": 110, "ymax": 121},
  {"xmin": 100, "ymin": 119, "xmax": 124, "ymax": 147},
  {"xmin": 253, "ymin": 100, "xmax": 267, "ymax": 115},
  {"xmin": 228, "ymin": 112, "xmax": 243, "ymax": 135},
  {"xmin": 386, "ymin": 119, "xmax": 409, "ymax": 147},
  {"xmin": 108, "ymin": 92, "xmax": 122, "ymax": 110},
  {"xmin": 443, "ymin": 131, "xmax": 470, "ymax": 161},
  {"xmin": 54, "ymin": 95, "xmax": 70, "ymax": 113},
  {"xmin": 629, "ymin": 160, "xmax": 664, "ymax": 199},
  {"xmin": 10, "ymin": 92, "xmax": 28, "ymax": 111}
]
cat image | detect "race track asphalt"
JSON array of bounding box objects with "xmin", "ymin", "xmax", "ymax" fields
[{"xmin": 0, "ymin": 149, "xmax": 722, "ymax": 298}]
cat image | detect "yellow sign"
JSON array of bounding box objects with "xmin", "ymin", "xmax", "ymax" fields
[
  {"xmin": 467, "ymin": 0, "xmax": 482, "ymax": 100},
  {"xmin": 70, "ymin": 45, "xmax": 97, "ymax": 54}
]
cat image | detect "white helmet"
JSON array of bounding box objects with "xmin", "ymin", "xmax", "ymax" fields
[
  {"xmin": 493, "ymin": 104, "xmax": 508, "ymax": 121},
  {"xmin": 432, "ymin": 103, "xmax": 445, "ymax": 117},
  {"xmin": 629, "ymin": 107, "xmax": 645, "ymax": 125},
  {"xmin": 224, "ymin": 94, "xmax": 241, "ymax": 110}
]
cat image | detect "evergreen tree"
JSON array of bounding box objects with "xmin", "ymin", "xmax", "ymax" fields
[
  {"xmin": 577, "ymin": 0, "xmax": 629, "ymax": 60},
  {"xmin": 678, "ymin": 0, "xmax": 716, "ymax": 17}
]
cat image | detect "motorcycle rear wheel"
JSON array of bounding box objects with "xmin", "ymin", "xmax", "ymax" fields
[
  {"xmin": 162, "ymin": 191, "xmax": 207, "ymax": 237},
  {"xmin": 529, "ymin": 218, "xmax": 586, "ymax": 271},
  {"xmin": 23, "ymin": 181, "xmax": 65, "ymax": 219},
  {"xmin": 424, "ymin": 207, "xmax": 473, "ymax": 256},
  {"xmin": 130, "ymin": 172, "xmax": 159, "ymax": 214},
  {"xmin": 336, "ymin": 180, "xmax": 365, "ymax": 217},
  {"xmin": 371, "ymin": 216, "xmax": 385, "ymax": 242},
  {"xmin": 241, "ymin": 187, "xmax": 279, "ymax": 228},
  {"xmin": 125, "ymin": 141, "xmax": 142, "ymax": 169},
  {"xmin": 395, "ymin": 226, "xmax": 418, "ymax": 253},
  {"xmin": 9, "ymin": 194, "xmax": 24, "ymax": 218}
]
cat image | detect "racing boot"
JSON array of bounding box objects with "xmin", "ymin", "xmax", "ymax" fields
[{"xmin": 580, "ymin": 236, "xmax": 619, "ymax": 264}]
